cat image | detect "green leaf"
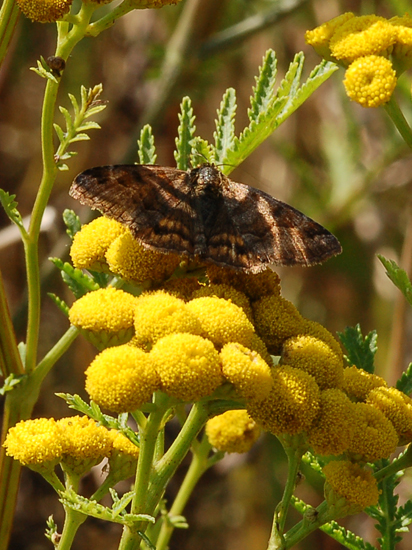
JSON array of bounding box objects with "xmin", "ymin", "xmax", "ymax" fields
[
  {"xmin": 248, "ymin": 49, "xmax": 277, "ymax": 123},
  {"xmin": 0, "ymin": 374, "xmax": 24, "ymax": 395},
  {"xmin": 47, "ymin": 293, "xmax": 70, "ymax": 316},
  {"xmin": 378, "ymin": 255, "xmax": 412, "ymax": 307},
  {"xmin": 214, "ymin": 88, "xmax": 237, "ymax": 165},
  {"xmin": 174, "ymin": 97, "xmax": 195, "ymax": 170},
  {"xmin": 320, "ymin": 520, "xmax": 377, "ymax": 550},
  {"xmin": 190, "ymin": 136, "xmax": 213, "ymax": 167},
  {"xmin": 30, "ymin": 58, "xmax": 59, "ymax": 83},
  {"xmin": 138, "ymin": 124, "xmax": 157, "ymax": 165},
  {"xmin": 396, "ymin": 363, "xmax": 412, "ymax": 394},
  {"xmin": 0, "ymin": 189, "xmax": 26, "ymax": 235},
  {"xmin": 63, "ymin": 209, "xmax": 82, "ymax": 239},
  {"xmin": 373, "ymin": 467, "xmax": 403, "ymax": 549},
  {"xmin": 49, "ymin": 257, "xmax": 99, "ymax": 298},
  {"xmin": 337, "ymin": 324, "xmax": 377, "ymax": 373}
]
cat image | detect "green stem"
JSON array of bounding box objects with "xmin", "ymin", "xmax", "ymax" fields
[
  {"xmin": 0, "ymin": 0, "xmax": 20, "ymax": 68},
  {"xmin": 375, "ymin": 446, "xmax": 412, "ymax": 482},
  {"xmin": 154, "ymin": 435, "xmax": 213, "ymax": 550},
  {"xmin": 86, "ymin": 0, "xmax": 136, "ymax": 37},
  {"xmin": 283, "ymin": 501, "xmax": 332, "ymax": 549},
  {"xmin": 384, "ymin": 96, "xmax": 412, "ymax": 150},
  {"xmin": 57, "ymin": 506, "xmax": 87, "ymax": 550},
  {"xmin": 268, "ymin": 437, "xmax": 304, "ymax": 550},
  {"xmin": 0, "ymin": 269, "xmax": 24, "ymax": 378},
  {"xmin": 33, "ymin": 325, "xmax": 79, "ymax": 382}
]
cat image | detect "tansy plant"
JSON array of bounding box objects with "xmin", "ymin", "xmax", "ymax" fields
[{"xmin": 2, "ymin": 2, "xmax": 412, "ymax": 550}]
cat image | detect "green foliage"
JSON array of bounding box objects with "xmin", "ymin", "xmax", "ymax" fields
[
  {"xmin": 63, "ymin": 209, "xmax": 82, "ymax": 239},
  {"xmin": 213, "ymin": 87, "xmax": 237, "ymax": 165},
  {"xmin": 138, "ymin": 124, "xmax": 157, "ymax": 165},
  {"xmin": 338, "ymin": 324, "xmax": 377, "ymax": 373},
  {"xmin": 378, "ymin": 255, "xmax": 412, "ymax": 308},
  {"xmin": 54, "ymin": 84, "xmax": 106, "ymax": 171},
  {"xmin": 0, "ymin": 189, "xmax": 26, "ymax": 237},
  {"xmin": 47, "ymin": 293, "xmax": 70, "ymax": 317},
  {"xmin": 30, "ymin": 56, "xmax": 59, "ymax": 83},
  {"xmin": 0, "ymin": 374, "xmax": 24, "ymax": 396},
  {"xmin": 174, "ymin": 97, "xmax": 196, "ymax": 170},
  {"xmin": 320, "ymin": 520, "xmax": 377, "ymax": 550},
  {"xmin": 57, "ymin": 393, "xmax": 140, "ymax": 447},
  {"xmin": 49, "ymin": 257, "xmax": 100, "ymax": 298},
  {"xmin": 60, "ymin": 488, "xmax": 154, "ymax": 527},
  {"xmin": 45, "ymin": 515, "xmax": 58, "ymax": 545},
  {"xmin": 396, "ymin": 363, "xmax": 412, "ymax": 394}
]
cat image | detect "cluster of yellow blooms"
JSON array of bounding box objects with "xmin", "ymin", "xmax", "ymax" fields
[
  {"xmin": 5, "ymin": 215, "xmax": 412, "ymax": 512},
  {"xmin": 306, "ymin": 13, "xmax": 412, "ymax": 107},
  {"xmin": 16, "ymin": 0, "xmax": 182, "ymax": 24}
]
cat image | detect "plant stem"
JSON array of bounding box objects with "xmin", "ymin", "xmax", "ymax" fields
[
  {"xmin": 57, "ymin": 506, "xmax": 87, "ymax": 550},
  {"xmin": 384, "ymin": 96, "xmax": 412, "ymax": 150},
  {"xmin": 0, "ymin": 0, "xmax": 20, "ymax": 68},
  {"xmin": 154, "ymin": 434, "xmax": 213, "ymax": 550},
  {"xmin": 0, "ymin": 269, "xmax": 24, "ymax": 378}
]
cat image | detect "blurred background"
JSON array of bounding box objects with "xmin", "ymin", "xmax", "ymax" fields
[{"xmin": 1, "ymin": 0, "xmax": 412, "ymax": 548}]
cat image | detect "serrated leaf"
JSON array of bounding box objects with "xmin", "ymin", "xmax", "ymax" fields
[
  {"xmin": 47, "ymin": 293, "xmax": 70, "ymax": 316},
  {"xmin": 49, "ymin": 257, "xmax": 100, "ymax": 298},
  {"xmin": 63, "ymin": 209, "xmax": 82, "ymax": 238},
  {"xmin": 214, "ymin": 88, "xmax": 237, "ymax": 164},
  {"xmin": 59, "ymin": 106, "xmax": 74, "ymax": 135},
  {"xmin": 54, "ymin": 123, "xmax": 65, "ymax": 143},
  {"xmin": 0, "ymin": 374, "xmax": 24, "ymax": 396},
  {"xmin": 378, "ymin": 255, "xmax": 412, "ymax": 307},
  {"xmin": 30, "ymin": 60, "xmax": 59, "ymax": 83},
  {"xmin": 174, "ymin": 97, "xmax": 195, "ymax": 170},
  {"xmin": 76, "ymin": 121, "xmax": 101, "ymax": 132},
  {"xmin": 320, "ymin": 520, "xmax": 377, "ymax": 550},
  {"xmin": 84, "ymin": 105, "xmax": 106, "ymax": 118},
  {"xmin": 396, "ymin": 363, "xmax": 412, "ymax": 394},
  {"xmin": 0, "ymin": 189, "xmax": 26, "ymax": 234},
  {"xmin": 337, "ymin": 324, "xmax": 377, "ymax": 373},
  {"xmin": 191, "ymin": 137, "xmax": 213, "ymax": 167},
  {"xmin": 68, "ymin": 92, "xmax": 80, "ymax": 118},
  {"xmin": 138, "ymin": 124, "xmax": 157, "ymax": 165},
  {"xmin": 69, "ymin": 133, "xmax": 90, "ymax": 143},
  {"xmin": 248, "ymin": 49, "xmax": 277, "ymax": 123}
]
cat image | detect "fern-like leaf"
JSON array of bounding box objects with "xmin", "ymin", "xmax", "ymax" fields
[
  {"xmin": 248, "ymin": 49, "xmax": 277, "ymax": 123},
  {"xmin": 0, "ymin": 190, "xmax": 26, "ymax": 236},
  {"xmin": 320, "ymin": 520, "xmax": 377, "ymax": 550},
  {"xmin": 138, "ymin": 124, "xmax": 157, "ymax": 164},
  {"xmin": 214, "ymin": 88, "xmax": 237, "ymax": 165},
  {"xmin": 396, "ymin": 363, "xmax": 412, "ymax": 394},
  {"xmin": 191, "ymin": 136, "xmax": 213, "ymax": 167},
  {"xmin": 63, "ymin": 209, "xmax": 82, "ymax": 239},
  {"xmin": 337, "ymin": 324, "xmax": 377, "ymax": 373},
  {"xmin": 47, "ymin": 293, "xmax": 70, "ymax": 316},
  {"xmin": 378, "ymin": 255, "xmax": 412, "ymax": 307},
  {"xmin": 174, "ymin": 97, "xmax": 195, "ymax": 170},
  {"xmin": 49, "ymin": 257, "xmax": 99, "ymax": 298}
]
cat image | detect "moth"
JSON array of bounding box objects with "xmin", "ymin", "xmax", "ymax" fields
[{"xmin": 69, "ymin": 163, "xmax": 342, "ymax": 273}]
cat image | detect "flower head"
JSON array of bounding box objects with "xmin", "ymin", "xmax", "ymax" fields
[
  {"xmin": 206, "ymin": 410, "xmax": 261, "ymax": 453},
  {"xmin": 3, "ymin": 418, "xmax": 63, "ymax": 467},
  {"xmin": 366, "ymin": 387, "xmax": 412, "ymax": 445},
  {"xmin": 107, "ymin": 431, "xmax": 140, "ymax": 482},
  {"xmin": 85, "ymin": 345, "xmax": 160, "ymax": 413},
  {"xmin": 70, "ymin": 217, "xmax": 125, "ymax": 272},
  {"xmin": 248, "ymin": 365, "xmax": 320, "ymax": 435},
  {"xmin": 252, "ymin": 295, "xmax": 305, "ymax": 354},
  {"xmin": 348, "ymin": 402, "xmax": 398, "ymax": 462},
  {"xmin": 281, "ymin": 334, "xmax": 344, "ymax": 390},
  {"xmin": 134, "ymin": 291, "xmax": 202, "ymax": 347},
  {"xmin": 305, "ymin": 13, "xmax": 355, "ymax": 59},
  {"xmin": 16, "ymin": 0, "xmax": 73, "ymax": 22},
  {"xmin": 150, "ymin": 333, "xmax": 223, "ymax": 401},
  {"xmin": 342, "ymin": 365, "xmax": 387, "ymax": 402},
  {"xmin": 192, "ymin": 284, "xmax": 253, "ymax": 321},
  {"xmin": 106, "ymin": 230, "xmax": 180, "ymax": 283},
  {"xmin": 69, "ymin": 288, "xmax": 137, "ymax": 349},
  {"xmin": 330, "ymin": 15, "xmax": 397, "ymax": 63},
  {"xmin": 186, "ymin": 296, "xmax": 255, "ymax": 348},
  {"xmin": 323, "ymin": 460, "xmax": 379, "ymax": 514},
  {"xmin": 343, "ymin": 55, "xmax": 397, "ymax": 108},
  {"xmin": 389, "ymin": 14, "xmax": 412, "ymax": 73},
  {"xmin": 220, "ymin": 342, "xmax": 273, "ymax": 401},
  {"xmin": 206, "ymin": 266, "xmax": 281, "ymax": 300},
  {"xmin": 308, "ymin": 389, "xmax": 355, "ymax": 456},
  {"xmin": 57, "ymin": 416, "xmax": 113, "ymax": 475}
]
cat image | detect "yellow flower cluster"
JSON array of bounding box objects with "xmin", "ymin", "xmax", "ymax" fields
[
  {"xmin": 206, "ymin": 410, "xmax": 261, "ymax": 453},
  {"xmin": 16, "ymin": 0, "xmax": 72, "ymax": 23},
  {"xmin": 4, "ymin": 417, "xmax": 139, "ymax": 481},
  {"xmin": 71, "ymin": 217, "xmax": 180, "ymax": 283},
  {"xmin": 305, "ymin": 13, "xmax": 412, "ymax": 107}
]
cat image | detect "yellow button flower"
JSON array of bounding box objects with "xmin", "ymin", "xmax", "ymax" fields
[
  {"xmin": 248, "ymin": 365, "xmax": 320, "ymax": 435},
  {"xmin": 206, "ymin": 410, "xmax": 261, "ymax": 453},
  {"xmin": 348, "ymin": 402, "xmax": 398, "ymax": 462},
  {"xmin": 192, "ymin": 284, "xmax": 253, "ymax": 321},
  {"xmin": 281, "ymin": 334, "xmax": 344, "ymax": 390},
  {"xmin": 150, "ymin": 333, "xmax": 223, "ymax": 401},
  {"xmin": 220, "ymin": 342, "xmax": 273, "ymax": 401},
  {"xmin": 342, "ymin": 365, "xmax": 387, "ymax": 401},
  {"xmin": 134, "ymin": 291, "xmax": 202, "ymax": 346},
  {"xmin": 69, "ymin": 287, "xmax": 138, "ymax": 349},
  {"xmin": 206, "ymin": 266, "xmax": 281, "ymax": 301},
  {"xmin": 252, "ymin": 295, "xmax": 305, "ymax": 354},
  {"xmin": 187, "ymin": 296, "xmax": 255, "ymax": 348},
  {"xmin": 3, "ymin": 418, "xmax": 63, "ymax": 466},
  {"xmin": 366, "ymin": 387, "xmax": 412, "ymax": 445},
  {"xmin": 107, "ymin": 431, "xmax": 140, "ymax": 482},
  {"xmin": 390, "ymin": 14, "xmax": 412, "ymax": 73},
  {"xmin": 308, "ymin": 389, "xmax": 355, "ymax": 456},
  {"xmin": 330, "ymin": 15, "xmax": 397, "ymax": 63},
  {"xmin": 305, "ymin": 12, "xmax": 355, "ymax": 60},
  {"xmin": 70, "ymin": 217, "xmax": 125, "ymax": 272},
  {"xmin": 343, "ymin": 55, "xmax": 397, "ymax": 108},
  {"xmin": 323, "ymin": 460, "xmax": 379, "ymax": 514},
  {"xmin": 16, "ymin": 0, "xmax": 72, "ymax": 22},
  {"xmin": 85, "ymin": 345, "xmax": 160, "ymax": 413},
  {"xmin": 300, "ymin": 319, "xmax": 343, "ymax": 359},
  {"xmin": 106, "ymin": 230, "xmax": 180, "ymax": 283}
]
